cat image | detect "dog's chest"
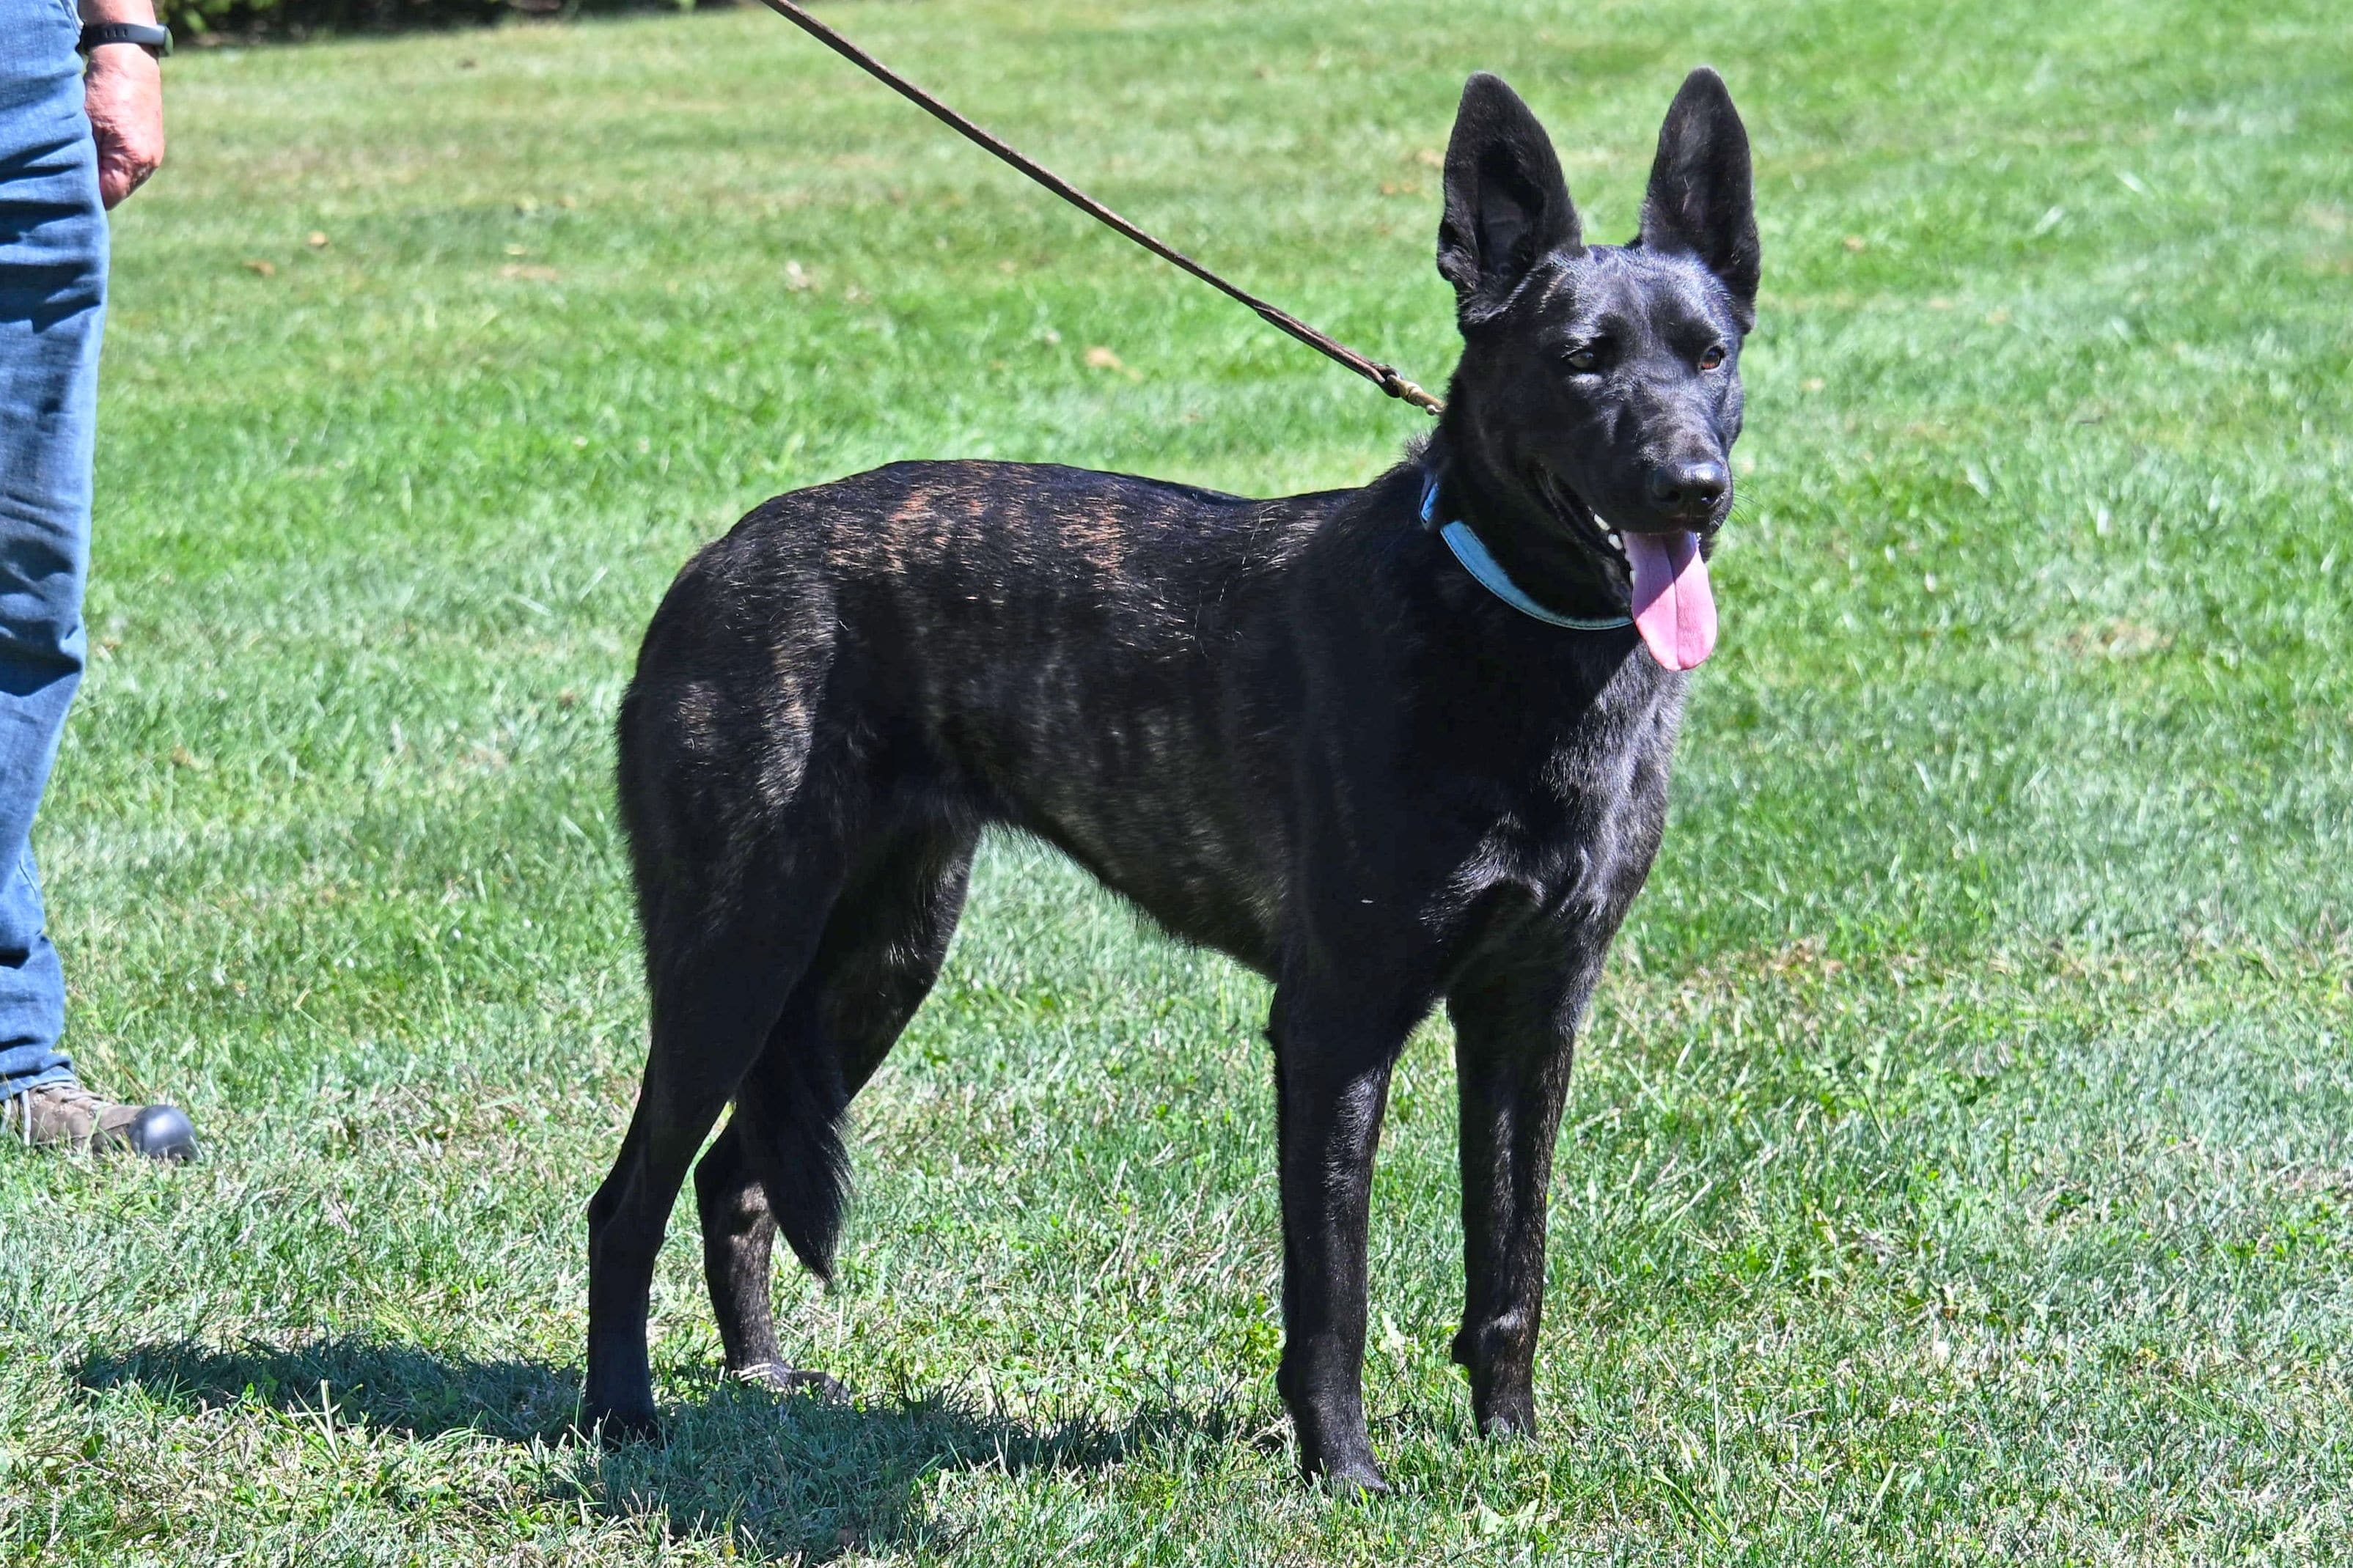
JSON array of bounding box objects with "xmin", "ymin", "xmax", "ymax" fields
[{"xmin": 1447, "ymin": 658, "xmax": 1683, "ymax": 928}]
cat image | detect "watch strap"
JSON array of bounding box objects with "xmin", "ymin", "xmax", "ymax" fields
[{"xmin": 78, "ymin": 21, "xmax": 173, "ymax": 58}]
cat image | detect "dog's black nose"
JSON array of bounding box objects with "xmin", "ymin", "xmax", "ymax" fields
[{"xmin": 1646, "ymin": 457, "xmax": 1729, "ymax": 519}]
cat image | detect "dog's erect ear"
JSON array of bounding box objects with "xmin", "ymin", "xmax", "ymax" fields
[
  {"xmin": 1439, "ymin": 73, "xmax": 1582, "ymax": 322},
  {"xmin": 1636, "ymin": 67, "xmax": 1758, "ymax": 328}
]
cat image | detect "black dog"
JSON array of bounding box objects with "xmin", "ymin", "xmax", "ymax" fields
[{"xmin": 586, "ymin": 68, "xmax": 1757, "ymax": 1492}]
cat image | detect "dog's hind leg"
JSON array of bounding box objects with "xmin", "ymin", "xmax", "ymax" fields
[
  {"xmin": 691, "ymin": 1121, "xmax": 805, "ymax": 1391},
  {"xmin": 584, "ymin": 844, "xmax": 852, "ymax": 1440},
  {"xmin": 694, "ymin": 823, "xmax": 979, "ymax": 1396}
]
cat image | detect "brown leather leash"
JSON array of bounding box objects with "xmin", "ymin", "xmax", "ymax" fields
[{"xmin": 752, "ymin": 0, "xmax": 1446, "ymax": 416}]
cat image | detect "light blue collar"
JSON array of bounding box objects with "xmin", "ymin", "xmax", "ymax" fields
[{"xmin": 1420, "ymin": 471, "xmax": 1633, "ymax": 631}]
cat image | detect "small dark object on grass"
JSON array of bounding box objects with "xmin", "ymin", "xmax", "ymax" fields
[{"xmin": 587, "ymin": 69, "xmax": 1758, "ymax": 1495}]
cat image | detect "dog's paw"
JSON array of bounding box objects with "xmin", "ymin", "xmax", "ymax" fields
[
  {"xmin": 1313, "ymin": 1454, "xmax": 1392, "ymax": 1498},
  {"xmin": 1473, "ymin": 1391, "xmax": 1538, "ymax": 1440},
  {"xmin": 740, "ymin": 1363, "xmax": 850, "ymax": 1405},
  {"xmin": 581, "ymin": 1405, "xmax": 663, "ymax": 1445},
  {"xmin": 1298, "ymin": 1429, "xmax": 1391, "ymax": 1497}
]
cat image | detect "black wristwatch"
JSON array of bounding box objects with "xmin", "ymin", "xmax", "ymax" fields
[{"xmin": 78, "ymin": 21, "xmax": 174, "ymax": 58}]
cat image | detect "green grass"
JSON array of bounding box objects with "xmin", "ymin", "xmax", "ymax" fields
[{"xmin": 3, "ymin": 0, "xmax": 2350, "ymax": 1560}]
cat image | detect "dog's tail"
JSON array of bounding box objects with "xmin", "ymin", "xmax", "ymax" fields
[{"xmin": 736, "ymin": 1039, "xmax": 853, "ymax": 1282}]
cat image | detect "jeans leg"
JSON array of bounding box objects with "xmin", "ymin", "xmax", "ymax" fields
[{"xmin": 0, "ymin": 4, "xmax": 105, "ymax": 1100}]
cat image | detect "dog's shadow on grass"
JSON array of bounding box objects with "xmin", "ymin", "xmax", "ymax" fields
[{"xmin": 77, "ymin": 1337, "xmax": 1244, "ymax": 1560}]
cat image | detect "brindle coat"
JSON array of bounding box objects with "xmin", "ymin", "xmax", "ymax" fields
[{"xmin": 586, "ymin": 68, "xmax": 1759, "ymax": 1492}]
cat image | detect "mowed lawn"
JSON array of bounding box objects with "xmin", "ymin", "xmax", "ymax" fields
[{"xmin": 3, "ymin": 0, "xmax": 2350, "ymax": 1561}]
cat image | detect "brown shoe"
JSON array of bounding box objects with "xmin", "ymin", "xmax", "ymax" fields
[{"xmin": 2, "ymin": 1081, "xmax": 197, "ymax": 1161}]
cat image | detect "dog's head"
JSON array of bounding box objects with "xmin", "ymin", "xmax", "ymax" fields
[{"xmin": 1436, "ymin": 70, "xmax": 1757, "ymax": 670}]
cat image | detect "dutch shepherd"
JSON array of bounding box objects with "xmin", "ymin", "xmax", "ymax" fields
[{"xmin": 587, "ymin": 69, "xmax": 1758, "ymax": 1492}]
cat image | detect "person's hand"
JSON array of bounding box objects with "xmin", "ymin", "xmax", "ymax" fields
[{"xmin": 84, "ymin": 43, "xmax": 165, "ymax": 208}]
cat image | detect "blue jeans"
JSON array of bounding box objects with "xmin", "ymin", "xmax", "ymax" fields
[{"xmin": 0, "ymin": 0, "xmax": 103, "ymax": 1100}]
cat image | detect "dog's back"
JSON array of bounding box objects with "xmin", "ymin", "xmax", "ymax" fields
[{"xmin": 623, "ymin": 458, "xmax": 1365, "ymax": 969}]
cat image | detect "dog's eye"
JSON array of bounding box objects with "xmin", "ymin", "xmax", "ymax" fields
[
  {"xmin": 1563, "ymin": 345, "xmax": 1601, "ymax": 373},
  {"xmin": 1699, "ymin": 343, "xmax": 1728, "ymax": 371}
]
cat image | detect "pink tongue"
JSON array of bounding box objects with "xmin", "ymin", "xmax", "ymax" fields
[{"xmin": 1623, "ymin": 530, "xmax": 1717, "ymax": 671}]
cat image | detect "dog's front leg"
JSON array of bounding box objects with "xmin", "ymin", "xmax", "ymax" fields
[
  {"xmin": 1268, "ymin": 979, "xmax": 1414, "ymax": 1494},
  {"xmin": 1445, "ymin": 959, "xmax": 1596, "ymax": 1439}
]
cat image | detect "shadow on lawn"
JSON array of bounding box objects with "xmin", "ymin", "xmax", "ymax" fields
[{"xmin": 76, "ymin": 1336, "xmax": 1244, "ymax": 1560}]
